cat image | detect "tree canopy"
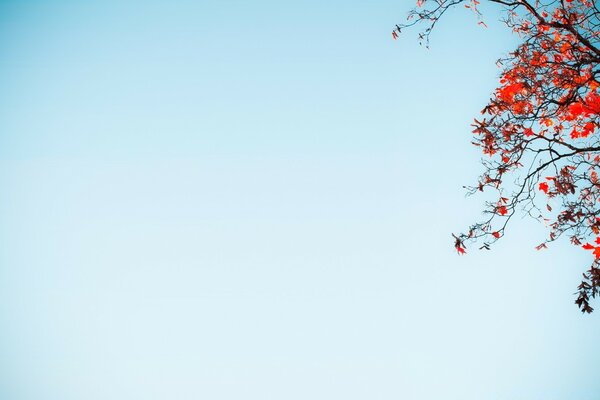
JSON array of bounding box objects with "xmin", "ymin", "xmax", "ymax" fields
[{"xmin": 396, "ymin": 0, "xmax": 600, "ymax": 312}]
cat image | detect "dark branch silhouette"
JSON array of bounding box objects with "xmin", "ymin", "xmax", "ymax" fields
[{"xmin": 397, "ymin": 0, "xmax": 600, "ymax": 312}]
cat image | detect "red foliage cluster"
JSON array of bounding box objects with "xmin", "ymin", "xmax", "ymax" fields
[{"xmin": 397, "ymin": 0, "xmax": 600, "ymax": 312}]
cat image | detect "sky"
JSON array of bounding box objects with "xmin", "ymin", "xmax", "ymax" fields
[{"xmin": 0, "ymin": 0, "xmax": 599, "ymax": 399}]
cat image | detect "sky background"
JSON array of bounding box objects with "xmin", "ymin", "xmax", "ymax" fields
[{"xmin": 0, "ymin": 0, "xmax": 599, "ymax": 399}]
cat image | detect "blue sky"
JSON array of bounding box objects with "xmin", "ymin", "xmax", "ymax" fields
[{"xmin": 0, "ymin": 1, "xmax": 599, "ymax": 399}]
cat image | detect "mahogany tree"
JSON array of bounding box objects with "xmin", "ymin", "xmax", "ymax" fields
[{"xmin": 396, "ymin": 0, "xmax": 600, "ymax": 312}]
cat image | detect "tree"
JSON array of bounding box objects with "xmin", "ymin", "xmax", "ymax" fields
[{"xmin": 396, "ymin": 0, "xmax": 600, "ymax": 312}]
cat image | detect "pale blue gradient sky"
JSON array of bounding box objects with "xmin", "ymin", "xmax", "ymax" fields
[{"xmin": 0, "ymin": 1, "xmax": 599, "ymax": 399}]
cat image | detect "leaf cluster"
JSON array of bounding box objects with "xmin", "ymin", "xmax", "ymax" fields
[{"xmin": 398, "ymin": 0, "xmax": 600, "ymax": 312}]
